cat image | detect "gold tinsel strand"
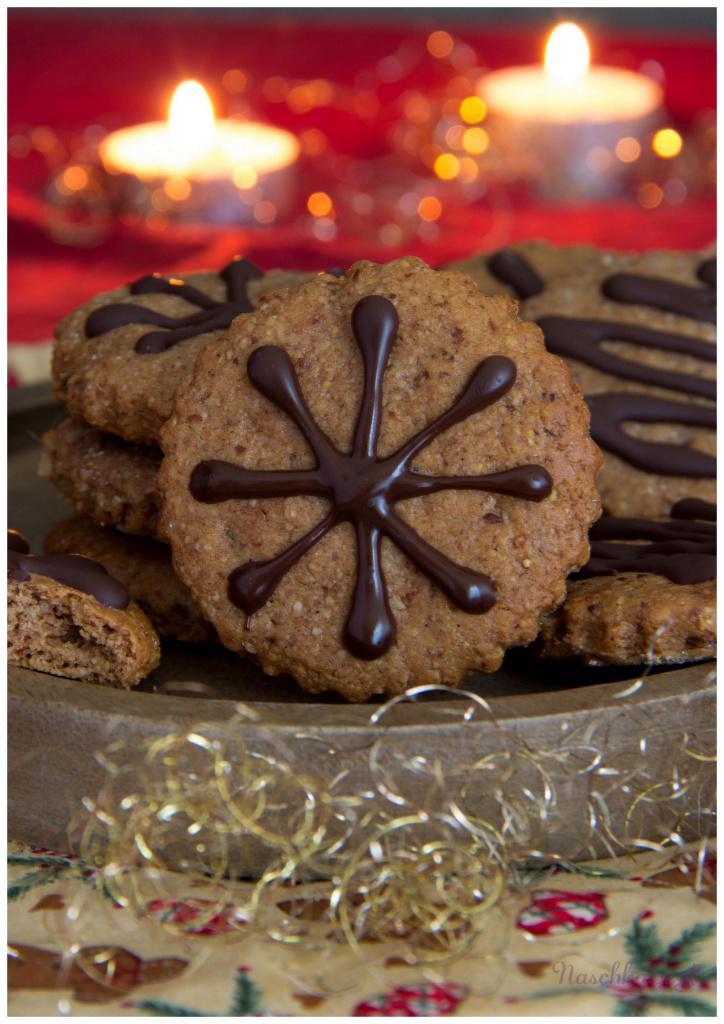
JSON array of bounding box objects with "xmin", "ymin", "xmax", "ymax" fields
[{"xmin": 59, "ymin": 678, "xmax": 716, "ymax": 969}]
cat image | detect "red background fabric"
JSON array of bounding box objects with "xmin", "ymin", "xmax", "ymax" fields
[{"xmin": 8, "ymin": 12, "xmax": 716, "ymax": 343}]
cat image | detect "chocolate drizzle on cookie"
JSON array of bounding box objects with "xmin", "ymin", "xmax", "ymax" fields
[
  {"xmin": 585, "ymin": 393, "xmax": 716, "ymax": 477},
  {"xmin": 531, "ymin": 255, "xmax": 716, "ymax": 478},
  {"xmin": 488, "ymin": 249, "xmax": 544, "ymax": 299},
  {"xmin": 538, "ymin": 317, "xmax": 715, "ymax": 400},
  {"xmin": 577, "ymin": 516, "xmax": 716, "ymax": 585},
  {"xmin": 85, "ymin": 257, "xmax": 264, "ymax": 354},
  {"xmin": 602, "ymin": 264, "xmax": 716, "ymax": 324},
  {"xmin": 190, "ymin": 295, "xmax": 553, "ymax": 660},
  {"xmin": 670, "ymin": 497, "xmax": 716, "ymax": 521},
  {"xmin": 8, "ymin": 530, "xmax": 130, "ymax": 609},
  {"xmin": 697, "ymin": 257, "xmax": 716, "ymax": 289}
]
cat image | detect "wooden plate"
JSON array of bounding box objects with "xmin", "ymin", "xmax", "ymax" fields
[{"xmin": 8, "ymin": 386, "xmax": 716, "ymax": 870}]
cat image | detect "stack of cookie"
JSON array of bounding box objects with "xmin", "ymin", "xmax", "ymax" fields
[
  {"xmin": 10, "ymin": 247, "xmax": 715, "ymax": 697},
  {"xmin": 446, "ymin": 244, "xmax": 716, "ymax": 666},
  {"xmin": 37, "ymin": 258, "xmax": 315, "ymax": 647}
]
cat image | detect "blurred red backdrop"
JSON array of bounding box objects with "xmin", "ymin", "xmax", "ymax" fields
[{"xmin": 8, "ymin": 11, "xmax": 716, "ymax": 344}]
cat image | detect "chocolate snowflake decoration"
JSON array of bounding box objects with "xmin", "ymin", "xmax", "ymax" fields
[
  {"xmin": 190, "ymin": 296, "xmax": 553, "ymax": 660},
  {"xmin": 85, "ymin": 257, "xmax": 263, "ymax": 354}
]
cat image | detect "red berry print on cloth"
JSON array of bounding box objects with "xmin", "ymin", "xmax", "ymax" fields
[
  {"xmin": 353, "ymin": 981, "xmax": 468, "ymax": 1016},
  {"xmin": 145, "ymin": 897, "xmax": 248, "ymax": 936},
  {"xmin": 516, "ymin": 888, "xmax": 608, "ymax": 936}
]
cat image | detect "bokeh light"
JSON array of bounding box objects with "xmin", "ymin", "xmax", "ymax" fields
[
  {"xmin": 434, "ymin": 153, "xmax": 460, "ymax": 180},
  {"xmin": 615, "ymin": 137, "xmax": 641, "ymax": 163},
  {"xmin": 417, "ymin": 196, "xmax": 442, "ymax": 221},
  {"xmin": 427, "ymin": 31, "xmax": 454, "ymax": 59},
  {"xmin": 638, "ymin": 182, "xmax": 664, "ymax": 208},
  {"xmin": 222, "ymin": 68, "xmax": 248, "ymax": 94},
  {"xmin": 163, "ymin": 176, "xmax": 191, "ymax": 201},
  {"xmin": 652, "ymin": 128, "xmax": 683, "ymax": 158},
  {"xmin": 62, "ymin": 165, "xmax": 89, "ymax": 191},
  {"xmin": 459, "ymin": 96, "xmax": 486, "ymax": 124},
  {"xmin": 462, "ymin": 127, "xmax": 489, "ymax": 155},
  {"xmin": 254, "ymin": 200, "xmax": 276, "ymax": 224},
  {"xmin": 307, "ymin": 191, "xmax": 333, "ymax": 217}
]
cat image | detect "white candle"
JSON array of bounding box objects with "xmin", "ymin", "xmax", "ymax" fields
[
  {"xmin": 483, "ymin": 23, "xmax": 661, "ymax": 124},
  {"xmin": 479, "ymin": 23, "xmax": 663, "ymax": 201},
  {"xmin": 99, "ymin": 80, "xmax": 300, "ymax": 223}
]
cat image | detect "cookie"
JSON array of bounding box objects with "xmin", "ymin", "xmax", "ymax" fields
[
  {"xmin": 53, "ymin": 258, "xmax": 315, "ymax": 445},
  {"xmin": 538, "ymin": 504, "xmax": 716, "ymax": 665},
  {"xmin": 39, "ymin": 418, "xmax": 162, "ymax": 537},
  {"xmin": 445, "ymin": 244, "xmax": 715, "ymax": 518},
  {"xmin": 8, "ymin": 529, "xmax": 160, "ymax": 687},
  {"xmin": 45, "ymin": 516, "xmax": 215, "ymax": 645},
  {"xmin": 159, "ymin": 257, "xmax": 601, "ymax": 700}
]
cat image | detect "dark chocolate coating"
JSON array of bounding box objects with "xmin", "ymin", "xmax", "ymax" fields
[
  {"xmin": 586, "ymin": 393, "xmax": 716, "ymax": 478},
  {"xmin": 577, "ymin": 516, "xmax": 715, "ymax": 585},
  {"xmin": 538, "ymin": 316, "xmax": 715, "ymax": 401},
  {"xmin": 502, "ymin": 252, "xmax": 717, "ymax": 480},
  {"xmin": 670, "ymin": 497, "xmax": 716, "ymax": 522},
  {"xmin": 602, "ymin": 269, "xmax": 716, "ymax": 324},
  {"xmin": 8, "ymin": 529, "xmax": 30, "ymax": 554},
  {"xmin": 8, "ymin": 530, "xmax": 129, "ymax": 609},
  {"xmin": 190, "ymin": 295, "xmax": 553, "ymax": 660},
  {"xmin": 85, "ymin": 257, "xmax": 263, "ymax": 354},
  {"xmin": 697, "ymin": 257, "xmax": 716, "ymax": 289},
  {"xmin": 488, "ymin": 249, "xmax": 544, "ymax": 299}
]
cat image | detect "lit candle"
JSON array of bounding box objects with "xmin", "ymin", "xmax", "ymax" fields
[
  {"xmin": 480, "ymin": 23, "xmax": 664, "ymax": 201},
  {"xmin": 99, "ymin": 80, "xmax": 300, "ymax": 224}
]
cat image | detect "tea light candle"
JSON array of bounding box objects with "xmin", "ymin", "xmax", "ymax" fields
[
  {"xmin": 480, "ymin": 23, "xmax": 663, "ymax": 201},
  {"xmin": 99, "ymin": 80, "xmax": 300, "ymax": 224}
]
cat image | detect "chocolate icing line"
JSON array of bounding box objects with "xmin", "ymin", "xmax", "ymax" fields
[
  {"xmin": 8, "ymin": 530, "xmax": 129, "ymax": 609},
  {"xmin": 85, "ymin": 257, "xmax": 263, "ymax": 354},
  {"xmin": 538, "ymin": 316, "xmax": 715, "ymax": 401},
  {"xmin": 697, "ymin": 257, "xmax": 716, "ymax": 289},
  {"xmin": 488, "ymin": 249, "xmax": 544, "ymax": 299},
  {"xmin": 8, "ymin": 529, "xmax": 30, "ymax": 554},
  {"xmin": 670, "ymin": 497, "xmax": 716, "ymax": 521},
  {"xmin": 586, "ymin": 393, "xmax": 716, "ymax": 478},
  {"xmin": 602, "ymin": 268, "xmax": 716, "ymax": 324},
  {"xmin": 577, "ymin": 515, "xmax": 715, "ymax": 585},
  {"xmin": 490, "ymin": 253, "xmax": 718, "ymax": 479},
  {"xmin": 190, "ymin": 294, "xmax": 553, "ymax": 660}
]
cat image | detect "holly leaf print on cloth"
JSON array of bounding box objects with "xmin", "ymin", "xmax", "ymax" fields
[
  {"xmin": 133, "ymin": 966, "xmax": 264, "ymax": 1016},
  {"xmin": 511, "ymin": 914, "xmax": 716, "ymax": 1016}
]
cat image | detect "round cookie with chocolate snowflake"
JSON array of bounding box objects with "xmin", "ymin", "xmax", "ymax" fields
[
  {"xmin": 445, "ymin": 243, "xmax": 716, "ymax": 518},
  {"xmin": 159, "ymin": 257, "xmax": 601, "ymax": 700},
  {"xmin": 53, "ymin": 258, "xmax": 314, "ymax": 445}
]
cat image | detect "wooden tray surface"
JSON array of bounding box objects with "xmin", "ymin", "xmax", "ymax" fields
[{"xmin": 8, "ymin": 386, "xmax": 716, "ymax": 867}]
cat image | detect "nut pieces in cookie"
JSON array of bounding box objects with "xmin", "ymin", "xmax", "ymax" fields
[
  {"xmin": 8, "ymin": 529, "xmax": 160, "ymax": 688},
  {"xmin": 190, "ymin": 295, "xmax": 553, "ymax": 660},
  {"xmin": 160, "ymin": 258, "xmax": 601, "ymax": 700},
  {"xmin": 53, "ymin": 257, "xmax": 313, "ymax": 444},
  {"xmin": 538, "ymin": 504, "xmax": 716, "ymax": 666}
]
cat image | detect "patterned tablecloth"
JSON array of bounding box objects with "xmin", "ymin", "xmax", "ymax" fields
[{"xmin": 8, "ymin": 840, "xmax": 716, "ymax": 1017}]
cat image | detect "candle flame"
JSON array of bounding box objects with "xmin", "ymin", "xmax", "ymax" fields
[
  {"xmin": 544, "ymin": 22, "xmax": 590, "ymax": 86},
  {"xmin": 168, "ymin": 80, "xmax": 216, "ymax": 158}
]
